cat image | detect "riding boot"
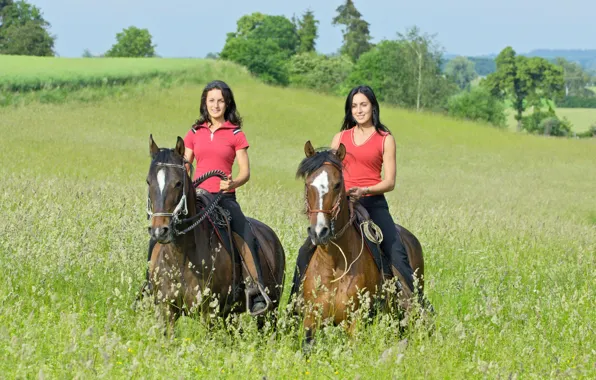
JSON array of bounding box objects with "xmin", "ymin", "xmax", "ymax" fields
[
  {"xmin": 243, "ymin": 234, "xmax": 271, "ymax": 315},
  {"xmin": 218, "ymin": 194, "xmax": 271, "ymax": 315}
]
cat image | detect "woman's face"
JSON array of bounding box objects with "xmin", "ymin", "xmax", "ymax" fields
[
  {"xmin": 351, "ymin": 92, "xmax": 372, "ymax": 126},
  {"xmin": 206, "ymin": 89, "xmax": 226, "ymax": 120}
]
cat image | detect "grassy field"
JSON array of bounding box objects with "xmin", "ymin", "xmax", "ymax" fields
[
  {"xmin": 0, "ymin": 60, "xmax": 595, "ymax": 378},
  {"xmin": 0, "ymin": 55, "xmax": 219, "ymax": 91}
]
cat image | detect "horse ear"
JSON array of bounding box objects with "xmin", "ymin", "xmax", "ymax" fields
[
  {"xmin": 149, "ymin": 134, "xmax": 159, "ymax": 158},
  {"xmin": 304, "ymin": 140, "xmax": 315, "ymax": 157},
  {"xmin": 175, "ymin": 136, "xmax": 185, "ymax": 157},
  {"xmin": 335, "ymin": 143, "xmax": 346, "ymax": 161}
]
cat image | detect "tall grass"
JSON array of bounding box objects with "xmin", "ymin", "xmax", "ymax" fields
[{"xmin": 0, "ymin": 67, "xmax": 594, "ymax": 378}]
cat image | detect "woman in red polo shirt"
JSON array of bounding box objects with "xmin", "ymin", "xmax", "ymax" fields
[
  {"xmin": 290, "ymin": 85, "xmax": 416, "ymax": 301},
  {"xmin": 183, "ymin": 80, "xmax": 267, "ymax": 314}
]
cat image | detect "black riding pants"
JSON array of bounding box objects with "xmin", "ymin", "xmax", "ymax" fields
[
  {"xmin": 359, "ymin": 195, "xmax": 414, "ymax": 292},
  {"xmin": 217, "ymin": 193, "xmax": 265, "ymax": 285},
  {"xmin": 290, "ymin": 195, "xmax": 414, "ymax": 297}
]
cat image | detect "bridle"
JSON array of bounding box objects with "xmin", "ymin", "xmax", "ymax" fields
[
  {"xmin": 146, "ymin": 161, "xmax": 189, "ymax": 226},
  {"xmin": 147, "ymin": 157, "xmax": 227, "ymax": 236},
  {"xmin": 305, "ymin": 161, "xmax": 354, "ymax": 240}
]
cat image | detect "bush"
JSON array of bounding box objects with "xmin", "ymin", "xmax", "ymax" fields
[
  {"xmin": 521, "ymin": 110, "xmax": 572, "ymax": 136},
  {"xmin": 539, "ymin": 117, "xmax": 572, "ymax": 136},
  {"xmin": 576, "ymin": 124, "xmax": 596, "ymax": 138},
  {"xmin": 447, "ymin": 86, "xmax": 506, "ymax": 127},
  {"xmin": 288, "ymin": 52, "xmax": 353, "ymax": 95}
]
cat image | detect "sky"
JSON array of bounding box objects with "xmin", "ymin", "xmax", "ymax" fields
[{"xmin": 29, "ymin": 0, "xmax": 596, "ymax": 58}]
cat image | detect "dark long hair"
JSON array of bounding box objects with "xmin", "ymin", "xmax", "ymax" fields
[
  {"xmin": 340, "ymin": 85, "xmax": 390, "ymax": 134},
  {"xmin": 196, "ymin": 80, "xmax": 243, "ymax": 127}
]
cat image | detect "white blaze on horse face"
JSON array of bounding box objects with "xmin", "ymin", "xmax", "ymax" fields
[
  {"xmin": 311, "ymin": 170, "xmax": 329, "ymax": 235},
  {"xmin": 157, "ymin": 169, "xmax": 166, "ymax": 195}
]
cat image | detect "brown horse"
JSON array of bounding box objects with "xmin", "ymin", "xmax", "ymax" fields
[
  {"xmin": 294, "ymin": 141, "xmax": 425, "ymax": 343},
  {"xmin": 144, "ymin": 135, "xmax": 285, "ymax": 334}
]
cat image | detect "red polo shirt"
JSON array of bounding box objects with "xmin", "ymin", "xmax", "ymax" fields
[{"xmin": 183, "ymin": 121, "xmax": 249, "ymax": 193}]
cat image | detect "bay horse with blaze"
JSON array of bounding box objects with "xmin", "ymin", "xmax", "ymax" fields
[{"xmin": 294, "ymin": 140, "xmax": 426, "ymax": 343}]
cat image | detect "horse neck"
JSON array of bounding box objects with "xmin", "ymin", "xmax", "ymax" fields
[
  {"xmin": 327, "ymin": 190, "xmax": 359, "ymax": 262},
  {"xmin": 170, "ymin": 180, "xmax": 213, "ymax": 268}
]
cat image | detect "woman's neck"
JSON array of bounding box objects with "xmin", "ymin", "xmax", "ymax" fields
[
  {"xmin": 209, "ymin": 117, "xmax": 225, "ymax": 129},
  {"xmin": 356, "ymin": 121, "xmax": 374, "ymax": 131}
]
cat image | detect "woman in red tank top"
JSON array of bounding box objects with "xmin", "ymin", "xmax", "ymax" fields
[{"xmin": 291, "ymin": 85, "xmax": 417, "ymax": 299}]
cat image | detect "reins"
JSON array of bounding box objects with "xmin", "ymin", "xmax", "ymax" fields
[
  {"xmin": 147, "ymin": 158, "xmax": 228, "ymax": 236},
  {"xmin": 304, "ymin": 160, "xmax": 384, "ymax": 283}
]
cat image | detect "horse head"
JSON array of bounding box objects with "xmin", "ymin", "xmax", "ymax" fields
[
  {"xmin": 296, "ymin": 140, "xmax": 348, "ymax": 245},
  {"xmin": 146, "ymin": 134, "xmax": 190, "ymax": 244}
]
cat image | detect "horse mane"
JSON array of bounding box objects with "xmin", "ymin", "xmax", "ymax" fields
[
  {"xmin": 152, "ymin": 148, "xmax": 183, "ymax": 165},
  {"xmin": 296, "ymin": 147, "xmax": 344, "ymax": 179}
]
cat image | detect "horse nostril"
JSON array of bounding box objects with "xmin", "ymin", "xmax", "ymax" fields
[
  {"xmin": 318, "ymin": 226, "xmax": 329, "ymax": 239},
  {"xmin": 152, "ymin": 226, "xmax": 170, "ymax": 240}
]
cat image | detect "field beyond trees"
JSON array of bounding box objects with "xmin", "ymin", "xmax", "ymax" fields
[{"xmin": 0, "ymin": 58, "xmax": 594, "ymax": 379}]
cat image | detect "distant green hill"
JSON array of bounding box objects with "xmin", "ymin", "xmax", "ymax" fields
[{"xmin": 526, "ymin": 49, "xmax": 596, "ymax": 72}]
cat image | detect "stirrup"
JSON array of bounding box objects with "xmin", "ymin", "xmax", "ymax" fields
[{"xmin": 245, "ymin": 283, "xmax": 272, "ymax": 317}]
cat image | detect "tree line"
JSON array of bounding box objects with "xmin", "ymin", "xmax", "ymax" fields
[
  {"xmin": 216, "ymin": 1, "xmax": 595, "ymax": 137},
  {"xmin": 2, "ymin": 0, "xmax": 594, "ymax": 138}
]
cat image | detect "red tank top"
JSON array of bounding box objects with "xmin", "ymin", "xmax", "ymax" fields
[{"xmin": 340, "ymin": 128, "xmax": 389, "ymax": 194}]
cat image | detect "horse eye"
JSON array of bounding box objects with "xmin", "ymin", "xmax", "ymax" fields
[
  {"xmin": 174, "ymin": 181, "xmax": 182, "ymax": 188},
  {"xmin": 334, "ymin": 182, "xmax": 341, "ymax": 190}
]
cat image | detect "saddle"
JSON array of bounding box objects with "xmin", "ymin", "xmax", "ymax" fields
[{"xmin": 195, "ymin": 189, "xmax": 271, "ymax": 314}]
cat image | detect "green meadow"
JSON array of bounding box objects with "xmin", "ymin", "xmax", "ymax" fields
[{"xmin": 0, "ymin": 58, "xmax": 594, "ymax": 379}]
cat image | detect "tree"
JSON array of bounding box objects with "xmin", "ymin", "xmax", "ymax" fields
[
  {"xmin": 343, "ymin": 38, "xmax": 455, "ymax": 110},
  {"xmin": 294, "ymin": 9, "xmax": 318, "ymax": 54},
  {"xmin": 482, "ymin": 47, "xmax": 564, "ymax": 131},
  {"xmin": 0, "ymin": 0, "xmax": 54, "ymax": 56},
  {"xmin": 231, "ymin": 12, "xmax": 298, "ymax": 55},
  {"xmin": 105, "ymin": 26, "xmax": 156, "ymax": 57},
  {"xmin": 397, "ymin": 26, "xmax": 453, "ymax": 112},
  {"xmin": 468, "ymin": 57, "xmax": 496, "ymax": 76},
  {"xmin": 0, "ymin": 0, "xmax": 14, "ymax": 25},
  {"xmin": 288, "ymin": 52, "xmax": 353, "ymax": 94},
  {"xmin": 554, "ymin": 57, "xmax": 591, "ymax": 97},
  {"xmin": 445, "ymin": 56, "xmax": 478, "ymax": 91},
  {"xmin": 221, "ymin": 38, "xmax": 290, "ymax": 85},
  {"xmin": 332, "ymin": 0, "xmax": 372, "ymax": 62},
  {"xmin": 220, "ymin": 12, "xmax": 299, "ymax": 85}
]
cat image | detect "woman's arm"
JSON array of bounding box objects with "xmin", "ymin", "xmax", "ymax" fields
[
  {"xmin": 330, "ymin": 132, "xmax": 342, "ymax": 150},
  {"xmin": 184, "ymin": 147, "xmax": 194, "ymax": 176},
  {"xmin": 220, "ymin": 148, "xmax": 250, "ymax": 192}
]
